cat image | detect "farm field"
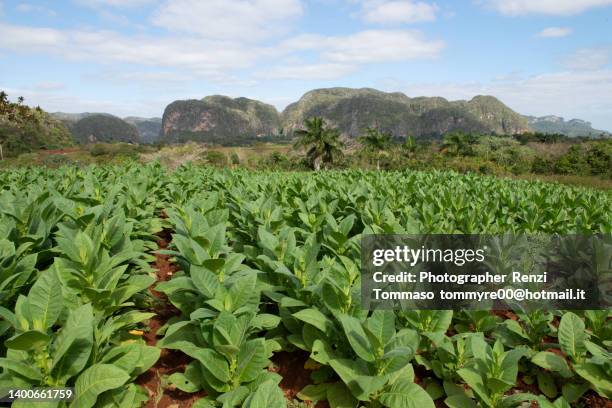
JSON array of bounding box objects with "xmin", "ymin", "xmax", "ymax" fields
[{"xmin": 0, "ymin": 163, "xmax": 610, "ymax": 408}]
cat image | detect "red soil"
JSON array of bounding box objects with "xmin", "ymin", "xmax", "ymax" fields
[
  {"xmin": 580, "ymin": 392, "xmax": 612, "ymax": 408},
  {"xmin": 40, "ymin": 147, "xmax": 81, "ymax": 155},
  {"xmin": 135, "ymin": 228, "xmax": 206, "ymax": 408},
  {"xmin": 269, "ymin": 351, "xmax": 329, "ymax": 408},
  {"xmin": 492, "ymin": 310, "xmax": 518, "ymax": 321}
]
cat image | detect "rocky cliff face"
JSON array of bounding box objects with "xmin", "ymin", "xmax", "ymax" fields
[
  {"xmin": 160, "ymin": 96, "xmax": 281, "ymax": 144},
  {"xmin": 525, "ymin": 115, "xmax": 610, "ymax": 137},
  {"xmin": 50, "ymin": 88, "xmax": 610, "ymax": 146},
  {"xmin": 282, "ymin": 88, "xmax": 530, "ymax": 138},
  {"xmin": 158, "ymin": 88, "xmax": 612, "ymax": 143}
]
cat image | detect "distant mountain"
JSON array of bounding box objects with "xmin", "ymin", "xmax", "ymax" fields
[
  {"xmin": 282, "ymin": 88, "xmax": 530, "ymax": 138},
  {"xmin": 71, "ymin": 114, "xmax": 140, "ymax": 144},
  {"xmin": 51, "ymin": 112, "xmax": 109, "ymax": 124},
  {"xmin": 525, "ymin": 115, "xmax": 610, "ymax": 137},
  {"xmin": 159, "ymin": 88, "xmax": 530, "ymax": 144},
  {"xmin": 160, "ymin": 95, "xmax": 281, "ymax": 144},
  {"xmin": 123, "ymin": 117, "xmax": 162, "ymax": 144},
  {"xmin": 1, "ymin": 93, "xmax": 73, "ymax": 156},
  {"xmin": 52, "ymin": 112, "xmax": 160, "ymax": 143},
  {"xmin": 48, "ymin": 88, "xmax": 609, "ymax": 146}
]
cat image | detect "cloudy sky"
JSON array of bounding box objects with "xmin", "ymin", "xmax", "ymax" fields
[{"xmin": 0, "ymin": 0, "xmax": 611, "ymax": 129}]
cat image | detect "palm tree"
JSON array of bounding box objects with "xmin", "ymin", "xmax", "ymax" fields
[
  {"xmin": 359, "ymin": 127, "xmax": 392, "ymax": 170},
  {"xmin": 294, "ymin": 117, "xmax": 344, "ymax": 171},
  {"xmin": 403, "ymin": 134, "xmax": 417, "ymax": 157},
  {"xmin": 442, "ymin": 132, "xmax": 478, "ymax": 156},
  {"xmin": 441, "ymin": 132, "xmax": 466, "ymax": 156}
]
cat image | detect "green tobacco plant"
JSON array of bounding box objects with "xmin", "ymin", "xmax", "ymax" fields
[
  {"xmin": 1, "ymin": 163, "xmax": 612, "ymax": 408},
  {"xmin": 445, "ymin": 337, "xmax": 533, "ymax": 408},
  {"xmin": 494, "ymin": 309, "xmax": 555, "ymax": 349},
  {"xmin": 0, "ymin": 269, "xmax": 157, "ymax": 408},
  {"xmin": 296, "ymin": 310, "xmax": 435, "ymax": 408},
  {"xmin": 158, "ymin": 203, "xmax": 285, "ymax": 406},
  {"xmin": 159, "ymin": 307, "xmax": 282, "ymax": 406},
  {"xmin": 52, "ymin": 224, "xmax": 154, "ymax": 316},
  {"xmin": 0, "ymin": 239, "xmax": 37, "ymax": 310},
  {"xmin": 557, "ymin": 312, "xmax": 611, "ymax": 399}
]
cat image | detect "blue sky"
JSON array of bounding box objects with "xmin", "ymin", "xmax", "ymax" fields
[{"xmin": 0, "ymin": 0, "xmax": 611, "ymax": 130}]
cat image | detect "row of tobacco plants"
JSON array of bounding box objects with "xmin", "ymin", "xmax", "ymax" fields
[{"xmin": 0, "ymin": 162, "xmax": 610, "ymax": 407}]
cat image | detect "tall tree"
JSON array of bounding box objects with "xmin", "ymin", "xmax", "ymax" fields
[
  {"xmin": 403, "ymin": 134, "xmax": 417, "ymax": 158},
  {"xmin": 442, "ymin": 132, "xmax": 478, "ymax": 156},
  {"xmin": 359, "ymin": 127, "xmax": 392, "ymax": 170},
  {"xmin": 294, "ymin": 117, "xmax": 344, "ymax": 171}
]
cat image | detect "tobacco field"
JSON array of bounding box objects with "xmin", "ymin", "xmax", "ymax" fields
[{"xmin": 0, "ymin": 163, "xmax": 610, "ymax": 408}]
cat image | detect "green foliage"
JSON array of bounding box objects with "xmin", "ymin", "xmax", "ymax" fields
[
  {"xmin": 0, "ymin": 163, "xmax": 166, "ymax": 407},
  {"xmin": 553, "ymin": 141, "xmax": 612, "ymax": 177},
  {"xmin": 202, "ymin": 151, "xmax": 229, "ymax": 167},
  {"xmin": 150, "ymin": 165, "xmax": 610, "ymax": 407},
  {"xmin": 88, "ymin": 143, "xmax": 148, "ymax": 160},
  {"xmin": 1, "ymin": 163, "xmax": 611, "ymax": 408},
  {"xmin": 0, "ymin": 91, "xmax": 73, "ymax": 156},
  {"xmin": 294, "ymin": 117, "xmax": 344, "ymax": 170},
  {"xmin": 72, "ymin": 114, "xmax": 140, "ymax": 144},
  {"xmin": 442, "ymin": 132, "xmax": 479, "ymax": 156}
]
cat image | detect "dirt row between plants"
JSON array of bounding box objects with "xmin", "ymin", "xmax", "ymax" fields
[{"xmin": 135, "ymin": 228, "xmax": 205, "ymax": 408}]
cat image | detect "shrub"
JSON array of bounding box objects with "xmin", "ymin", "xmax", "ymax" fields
[
  {"xmin": 90, "ymin": 144, "xmax": 110, "ymax": 156},
  {"xmin": 532, "ymin": 157, "xmax": 555, "ymax": 174},
  {"xmin": 202, "ymin": 151, "xmax": 228, "ymax": 167}
]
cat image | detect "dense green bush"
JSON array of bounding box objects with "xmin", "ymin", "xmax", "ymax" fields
[
  {"xmin": 88, "ymin": 143, "xmax": 141, "ymax": 159},
  {"xmin": 553, "ymin": 141, "xmax": 612, "ymax": 177},
  {"xmin": 531, "ymin": 157, "xmax": 555, "ymax": 174},
  {"xmin": 202, "ymin": 150, "xmax": 228, "ymax": 167}
]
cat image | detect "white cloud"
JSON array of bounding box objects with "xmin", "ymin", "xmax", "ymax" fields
[
  {"xmin": 537, "ymin": 27, "xmax": 572, "ymax": 38},
  {"xmin": 0, "ymin": 21, "xmax": 443, "ymax": 85},
  {"xmin": 483, "ymin": 0, "xmax": 612, "ymax": 16},
  {"xmin": 0, "ymin": 23, "xmax": 263, "ymax": 79},
  {"xmin": 361, "ymin": 0, "xmax": 438, "ymax": 24},
  {"xmin": 151, "ymin": 0, "xmax": 303, "ymax": 41},
  {"xmin": 394, "ymin": 69, "xmax": 612, "ymax": 130},
  {"xmin": 325, "ymin": 30, "xmax": 443, "ymax": 63},
  {"xmin": 564, "ymin": 47, "xmax": 610, "ymax": 71},
  {"xmin": 282, "ymin": 30, "xmax": 444, "ymax": 63},
  {"xmin": 255, "ymin": 29, "xmax": 443, "ymax": 80}
]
